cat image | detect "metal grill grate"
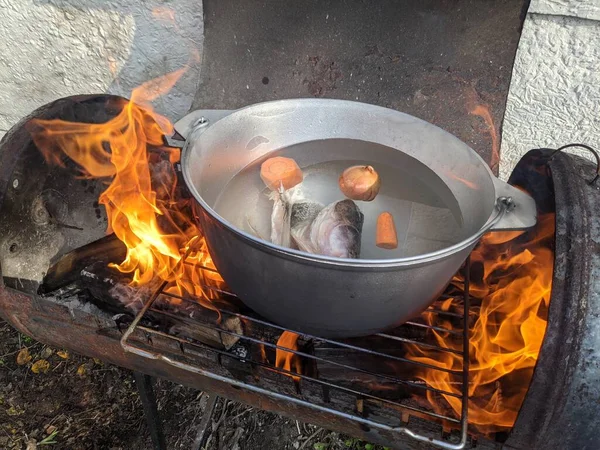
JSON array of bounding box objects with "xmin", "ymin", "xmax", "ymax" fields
[{"xmin": 121, "ymin": 254, "xmax": 471, "ymax": 450}]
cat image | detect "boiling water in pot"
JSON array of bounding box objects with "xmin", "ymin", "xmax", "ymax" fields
[{"xmin": 213, "ymin": 139, "xmax": 465, "ymax": 259}]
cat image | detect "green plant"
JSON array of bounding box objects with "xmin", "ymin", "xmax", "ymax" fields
[
  {"xmin": 342, "ymin": 438, "xmax": 386, "ymax": 450},
  {"xmin": 20, "ymin": 334, "xmax": 34, "ymax": 345},
  {"xmin": 314, "ymin": 443, "xmax": 328, "ymax": 450},
  {"xmin": 39, "ymin": 430, "xmax": 58, "ymax": 445},
  {"xmin": 344, "ymin": 438, "xmax": 359, "ymax": 447}
]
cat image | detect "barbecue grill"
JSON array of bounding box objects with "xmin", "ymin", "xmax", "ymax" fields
[{"xmin": 1, "ymin": 95, "xmax": 599, "ymax": 450}]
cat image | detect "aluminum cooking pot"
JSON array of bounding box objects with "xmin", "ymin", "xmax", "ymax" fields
[{"xmin": 176, "ymin": 99, "xmax": 536, "ymax": 338}]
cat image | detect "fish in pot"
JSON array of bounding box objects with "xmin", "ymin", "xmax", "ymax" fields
[{"xmin": 269, "ymin": 184, "xmax": 364, "ymax": 259}]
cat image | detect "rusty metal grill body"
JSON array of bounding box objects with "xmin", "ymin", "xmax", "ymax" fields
[
  {"xmin": 3, "ymin": 96, "xmax": 600, "ymax": 450},
  {"xmin": 121, "ymin": 255, "xmax": 472, "ymax": 450}
]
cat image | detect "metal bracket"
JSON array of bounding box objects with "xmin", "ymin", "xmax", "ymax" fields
[{"xmin": 173, "ymin": 110, "xmax": 234, "ymax": 140}]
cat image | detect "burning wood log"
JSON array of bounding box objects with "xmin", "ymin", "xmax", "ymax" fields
[
  {"xmin": 39, "ymin": 234, "xmax": 126, "ymax": 295},
  {"xmin": 167, "ymin": 310, "xmax": 243, "ymax": 351},
  {"xmin": 39, "ymin": 233, "xmax": 243, "ymax": 350},
  {"xmin": 312, "ymin": 338, "xmax": 415, "ymax": 401}
]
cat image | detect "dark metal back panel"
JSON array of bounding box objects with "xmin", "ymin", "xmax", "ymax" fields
[
  {"xmin": 195, "ymin": 0, "xmax": 530, "ymax": 174},
  {"xmin": 0, "ymin": 96, "xmax": 122, "ymax": 289}
]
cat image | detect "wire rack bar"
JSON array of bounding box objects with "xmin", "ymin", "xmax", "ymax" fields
[
  {"xmin": 135, "ymin": 324, "xmax": 462, "ymax": 424},
  {"xmin": 149, "ymin": 306, "xmax": 462, "ymax": 397},
  {"xmin": 151, "ymin": 296, "xmax": 464, "ymax": 373}
]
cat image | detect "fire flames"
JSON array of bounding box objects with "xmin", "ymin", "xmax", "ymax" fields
[
  {"xmin": 31, "ymin": 70, "xmax": 302, "ymax": 380},
  {"xmin": 406, "ymin": 213, "xmax": 554, "ymax": 434},
  {"xmin": 29, "ymin": 71, "xmax": 223, "ymax": 310},
  {"xmin": 275, "ymin": 331, "xmax": 302, "ymax": 382},
  {"xmin": 470, "ymin": 104, "xmax": 499, "ymax": 173},
  {"xmin": 152, "ymin": 6, "xmax": 177, "ymax": 25},
  {"xmin": 467, "ymin": 88, "xmax": 500, "ymax": 174}
]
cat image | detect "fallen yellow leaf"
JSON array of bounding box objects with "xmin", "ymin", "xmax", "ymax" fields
[
  {"xmin": 56, "ymin": 351, "xmax": 69, "ymax": 359},
  {"xmin": 31, "ymin": 359, "xmax": 50, "ymax": 374},
  {"xmin": 16, "ymin": 348, "xmax": 32, "ymax": 366},
  {"xmin": 76, "ymin": 364, "xmax": 87, "ymax": 376}
]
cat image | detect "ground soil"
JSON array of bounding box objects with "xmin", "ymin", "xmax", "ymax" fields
[{"xmin": 0, "ymin": 319, "xmax": 388, "ymax": 450}]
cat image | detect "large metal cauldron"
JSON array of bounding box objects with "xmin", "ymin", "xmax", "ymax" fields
[{"xmin": 177, "ymin": 99, "xmax": 536, "ymax": 338}]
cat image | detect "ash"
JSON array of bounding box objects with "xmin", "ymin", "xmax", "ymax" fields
[{"xmin": 51, "ymin": 293, "xmax": 113, "ymax": 321}]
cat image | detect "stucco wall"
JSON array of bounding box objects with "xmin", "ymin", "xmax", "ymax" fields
[
  {"xmin": 529, "ymin": 0, "xmax": 600, "ymax": 21},
  {"xmin": 500, "ymin": 1, "xmax": 600, "ymax": 180},
  {"xmin": 0, "ymin": 0, "xmax": 203, "ymax": 139}
]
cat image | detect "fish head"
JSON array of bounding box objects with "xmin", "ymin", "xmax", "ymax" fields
[{"xmin": 310, "ymin": 199, "xmax": 364, "ymax": 258}]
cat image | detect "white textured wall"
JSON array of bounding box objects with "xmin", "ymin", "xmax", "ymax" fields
[
  {"xmin": 500, "ymin": 2, "xmax": 600, "ymax": 180},
  {"xmin": 0, "ymin": 0, "xmax": 203, "ymax": 139},
  {"xmin": 530, "ymin": 0, "xmax": 600, "ymax": 21}
]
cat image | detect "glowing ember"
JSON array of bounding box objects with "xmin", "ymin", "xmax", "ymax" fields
[
  {"xmin": 275, "ymin": 331, "xmax": 302, "ymax": 382},
  {"xmin": 406, "ymin": 213, "xmax": 554, "ymax": 434},
  {"xmin": 29, "ymin": 71, "xmax": 223, "ymax": 311}
]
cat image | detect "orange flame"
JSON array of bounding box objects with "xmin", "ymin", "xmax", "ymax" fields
[
  {"xmin": 470, "ymin": 104, "xmax": 499, "ymax": 172},
  {"xmin": 259, "ymin": 343, "xmax": 268, "ymax": 363},
  {"xmin": 445, "ymin": 171, "xmax": 478, "ymax": 190},
  {"xmin": 466, "ymin": 87, "xmax": 499, "ymax": 174},
  {"xmin": 152, "ymin": 6, "xmax": 177, "ymax": 28},
  {"xmin": 275, "ymin": 331, "xmax": 302, "ymax": 382},
  {"xmin": 406, "ymin": 213, "xmax": 554, "ymax": 434},
  {"xmin": 29, "ymin": 70, "xmax": 223, "ymax": 310},
  {"xmin": 107, "ymin": 57, "xmax": 119, "ymax": 80}
]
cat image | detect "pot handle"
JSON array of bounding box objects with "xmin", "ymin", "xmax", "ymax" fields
[
  {"xmin": 489, "ymin": 178, "xmax": 537, "ymax": 231},
  {"xmin": 173, "ymin": 109, "xmax": 235, "ymax": 140}
]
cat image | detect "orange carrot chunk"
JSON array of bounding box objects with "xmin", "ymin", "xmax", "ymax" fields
[
  {"xmin": 260, "ymin": 156, "xmax": 303, "ymax": 191},
  {"xmin": 376, "ymin": 212, "xmax": 398, "ymax": 249}
]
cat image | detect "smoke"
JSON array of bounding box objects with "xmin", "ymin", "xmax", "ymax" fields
[{"xmin": 109, "ymin": 282, "xmax": 156, "ymax": 313}]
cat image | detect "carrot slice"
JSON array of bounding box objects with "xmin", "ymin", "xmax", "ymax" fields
[
  {"xmin": 260, "ymin": 156, "xmax": 303, "ymax": 191},
  {"xmin": 376, "ymin": 212, "xmax": 398, "ymax": 249}
]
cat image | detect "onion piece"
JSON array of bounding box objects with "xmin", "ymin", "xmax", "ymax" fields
[{"xmin": 338, "ymin": 165, "xmax": 381, "ymax": 201}]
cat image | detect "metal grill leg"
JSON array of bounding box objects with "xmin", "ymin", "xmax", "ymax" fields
[{"xmin": 134, "ymin": 372, "xmax": 167, "ymax": 450}]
